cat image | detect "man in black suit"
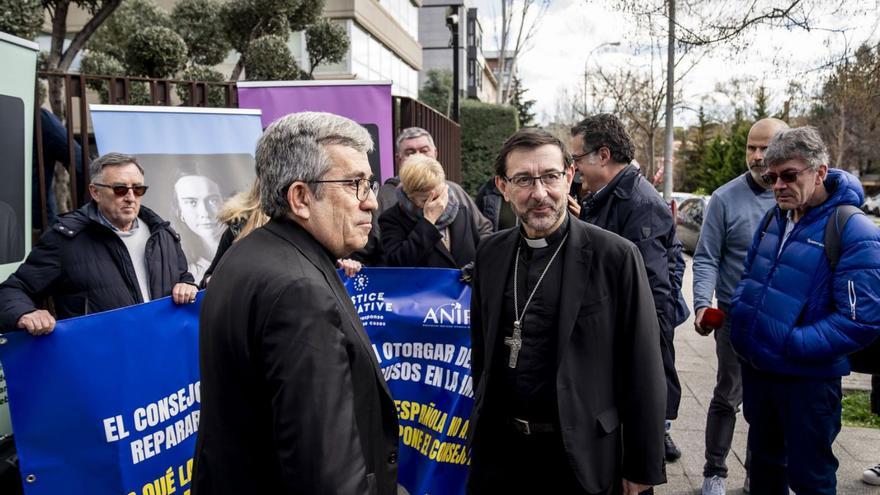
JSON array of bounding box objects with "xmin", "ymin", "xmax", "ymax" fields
[
  {"xmin": 193, "ymin": 112, "xmax": 399, "ymax": 494},
  {"xmin": 467, "ymin": 128, "xmax": 666, "ymax": 495}
]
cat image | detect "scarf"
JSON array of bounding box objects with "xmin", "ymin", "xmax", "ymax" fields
[{"xmin": 396, "ymin": 185, "xmax": 460, "ymax": 232}]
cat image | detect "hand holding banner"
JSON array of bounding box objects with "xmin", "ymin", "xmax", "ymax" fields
[{"xmin": 0, "ymin": 296, "xmax": 202, "ymax": 495}]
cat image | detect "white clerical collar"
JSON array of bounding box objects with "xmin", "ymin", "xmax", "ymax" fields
[
  {"xmin": 519, "ymin": 214, "xmax": 570, "ymax": 249},
  {"xmin": 523, "ymin": 236, "xmax": 548, "ymax": 248}
]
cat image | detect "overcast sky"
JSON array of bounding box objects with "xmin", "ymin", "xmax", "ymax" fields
[{"xmin": 470, "ymin": 0, "xmax": 880, "ymax": 126}]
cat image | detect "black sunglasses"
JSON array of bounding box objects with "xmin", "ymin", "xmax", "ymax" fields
[
  {"xmin": 761, "ymin": 167, "xmax": 812, "ymax": 185},
  {"xmin": 93, "ymin": 183, "xmax": 149, "ymax": 197}
]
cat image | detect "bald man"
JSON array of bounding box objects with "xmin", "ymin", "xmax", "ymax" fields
[{"xmin": 692, "ymin": 118, "xmax": 789, "ymax": 495}]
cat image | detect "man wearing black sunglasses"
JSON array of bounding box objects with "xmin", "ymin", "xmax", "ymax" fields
[
  {"xmin": 730, "ymin": 126, "xmax": 880, "ymax": 494},
  {"xmin": 0, "ymin": 152, "xmax": 197, "ymax": 336}
]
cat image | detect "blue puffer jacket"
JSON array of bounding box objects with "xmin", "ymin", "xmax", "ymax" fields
[{"xmin": 730, "ymin": 169, "xmax": 880, "ymax": 377}]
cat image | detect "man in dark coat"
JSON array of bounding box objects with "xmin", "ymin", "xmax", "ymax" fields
[
  {"xmin": 193, "ymin": 112, "xmax": 399, "ymax": 495},
  {"xmin": 0, "ymin": 152, "xmax": 197, "ymax": 334},
  {"xmin": 570, "ymin": 114, "xmax": 685, "ymax": 462},
  {"xmin": 468, "ymin": 128, "xmax": 666, "ymax": 495}
]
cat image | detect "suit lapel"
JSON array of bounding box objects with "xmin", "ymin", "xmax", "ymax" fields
[
  {"xmin": 482, "ymin": 229, "xmax": 519, "ymax": 368},
  {"xmin": 264, "ymin": 219, "xmax": 394, "ymax": 400},
  {"xmin": 557, "ymin": 219, "xmax": 592, "ymax": 362}
]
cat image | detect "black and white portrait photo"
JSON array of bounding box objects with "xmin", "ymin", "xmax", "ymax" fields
[{"xmin": 135, "ymin": 153, "xmax": 256, "ymax": 284}]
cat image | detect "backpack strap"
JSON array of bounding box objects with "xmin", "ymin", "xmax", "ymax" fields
[
  {"xmin": 824, "ymin": 205, "xmax": 864, "ymax": 271},
  {"xmin": 759, "ymin": 207, "xmax": 776, "ymax": 238}
]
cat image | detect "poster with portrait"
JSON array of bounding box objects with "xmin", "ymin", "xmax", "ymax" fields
[
  {"xmin": 237, "ymin": 80, "xmax": 393, "ymax": 181},
  {"xmin": 90, "ymin": 106, "xmax": 263, "ymax": 284},
  {"xmin": 0, "ymin": 30, "xmax": 39, "ymax": 438},
  {"xmin": 0, "ymin": 32, "xmax": 37, "ymax": 276}
]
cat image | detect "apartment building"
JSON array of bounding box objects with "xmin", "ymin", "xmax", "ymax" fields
[
  {"xmin": 418, "ymin": 1, "xmax": 498, "ymax": 102},
  {"xmin": 39, "ymin": 0, "xmax": 423, "ymax": 99}
]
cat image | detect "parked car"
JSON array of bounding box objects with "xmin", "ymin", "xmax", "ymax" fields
[
  {"xmin": 668, "ymin": 191, "xmax": 695, "ymax": 220},
  {"xmin": 676, "ymin": 195, "xmax": 710, "ymax": 253},
  {"xmin": 863, "ymin": 194, "xmax": 880, "ymax": 216}
]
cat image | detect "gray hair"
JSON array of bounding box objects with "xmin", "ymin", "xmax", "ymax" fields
[
  {"xmin": 396, "ymin": 127, "xmax": 435, "ymax": 152},
  {"xmin": 89, "ymin": 152, "xmax": 143, "ymax": 183},
  {"xmin": 256, "ymin": 111, "xmax": 373, "ymax": 219},
  {"xmin": 764, "ymin": 126, "xmax": 829, "ymax": 170}
]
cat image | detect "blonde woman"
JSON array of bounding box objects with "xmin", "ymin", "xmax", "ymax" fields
[
  {"xmin": 379, "ymin": 154, "xmax": 480, "ymax": 268},
  {"xmin": 202, "ymin": 179, "xmax": 361, "ymax": 286}
]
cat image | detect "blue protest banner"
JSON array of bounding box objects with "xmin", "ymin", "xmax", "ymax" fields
[
  {"xmin": 342, "ymin": 268, "xmax": 473, "ymax": 495},
  {"xmin": 0, "ymin": 295, "xmax": 202, "ymax": 495},
  {"xmin": 1, "ymin": 268, "xmax": 473, "ymax": 495}
]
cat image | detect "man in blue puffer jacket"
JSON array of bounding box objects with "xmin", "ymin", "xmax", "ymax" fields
[{"xmin": 730, "ymin": 126, "xmax": 880, "ymax": 494}]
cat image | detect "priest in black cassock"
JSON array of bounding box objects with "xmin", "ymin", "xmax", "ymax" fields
[{"xmin": 467, "ymin": 128, "xmax": 666, "ymax": 495}]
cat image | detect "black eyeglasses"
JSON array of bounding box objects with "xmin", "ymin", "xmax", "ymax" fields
[
  {"xmin": 571, "ymin": 146, "xmax": 603, "ymax": 162},
  {"xmin": 93, "ymin": 183, "xmax": 149, "ymax": 197},
  {"xmin": 761, "ymin": 167, "xmax": 813, "ymax": 185},
  {"xmin": 503, "ymin": 170, "xmax": 566, "ymax": 189},
  {"xmin": 307, "ymin": 177, "xmax": 380, "ymax": 201}
]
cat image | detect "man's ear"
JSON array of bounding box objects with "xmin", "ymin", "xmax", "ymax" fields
[
  {"xmin": 287, "ymin": 182, "xmax": 312, "ymax": 220},
  {"xmin": 598, "ymin": 146, "xmax": 611, "ymax": 166},
  {"xmin": 495, "ymin": 175, "xmax": 509, "ymax": 202},
  {"xmin": 88, "ymin": 184, "xmax": 100, "ymax": 203},
  {"xmin": 817, "ymin": 164, "xmax": 828, "ymax": 183}
]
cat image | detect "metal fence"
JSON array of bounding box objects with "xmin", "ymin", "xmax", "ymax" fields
[
  {"xmin": 33, "ymin": 74, "xmax": 462, "ymax": 231},
  {"xmin": 395, "ymin": 97, "xmax": 462, "ymax": 183}
]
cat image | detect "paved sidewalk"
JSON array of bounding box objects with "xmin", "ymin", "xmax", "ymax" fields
[{"xmin": 657, "ymin": 256, "xmax": 880, "ymax": 494}]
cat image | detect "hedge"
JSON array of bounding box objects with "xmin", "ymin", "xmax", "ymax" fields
[{"xmin": 460, "ymin": 100, "xmax": 519, "ymax": 196}]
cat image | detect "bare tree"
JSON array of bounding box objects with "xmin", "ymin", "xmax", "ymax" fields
[
  {"xmin": 600, "ymin": 0, "xmax": 855, "ymax": 196},
  {"xmin": 611, "ymin": 0, "xmax": 852, "ymax": 49},
  {"xmin": 493, "ymin": 0, "xmax": 550, "ymax": 104},
  {"xmin": 812, "ymin": 44, "xmax": 880, "ymax": 176},
  {"xmin": 581, "ymin": 23, "xmax": 700, "ymax": 181},
  {"xmin": 43, "ymin": 0, "xmax": 123, "ymax": 118}
]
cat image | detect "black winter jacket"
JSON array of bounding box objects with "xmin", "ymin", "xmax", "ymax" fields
[
  {"xmin": 580, "ymin": 165, "xmax": 679, "ymax": 334},
  {"xmin": 0, "ymin": 202, "xmax": 194, "ymax": 331},
  {"xmin": 379, "ymin": 203, "xmax": 480, "ymax": 268},
  {"xmin": 474, "ymin": 179, "xmax": 503, "ymax": 231}
]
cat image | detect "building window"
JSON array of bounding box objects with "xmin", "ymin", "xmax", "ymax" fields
[
  {"xmin": 377, "ymin": 0, "xmax": 419, "ymax": 39},
  {"xmin": 342, "ymin": 22, "xmax": 419, "ymax": 98}
]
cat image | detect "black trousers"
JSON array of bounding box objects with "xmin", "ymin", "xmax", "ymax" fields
[
  {"xmin": 660, "ymin": 323, "xmax": 682, "ymax": 420},
  {"xmin": 468, "ymin": 426, "xmax": 620, "ymax": 495}
]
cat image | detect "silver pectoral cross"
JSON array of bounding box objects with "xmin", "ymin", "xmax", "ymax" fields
[{"xmin": 504, "ymin": 320, "xmax": 523, "ymax": 368}]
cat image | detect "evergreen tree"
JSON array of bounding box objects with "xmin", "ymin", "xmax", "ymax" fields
[
  {"xmin": 679, "ymin": 106, "xmax": 711, "ymax": 192},
  {"xmin": 305, "ymin": 19, "xmax": 349, "ymax": 78},
  {"xmin": 0, "ymin": 0, "xmax": 43, "ymax": 40},
  {"xmin": 419, "ymin": 69, "xmax": 453, "ymax": 116},
  {"xmin": 509, "ymin": 76, "xmax": 536, "ymax": 127},
  {"xmin": 754, "ymin": 85, "xmax": 770, "ymax": 120},
  {"xmin": 81, "ymin": 0, "xmax": 345, "ymax": 84}
]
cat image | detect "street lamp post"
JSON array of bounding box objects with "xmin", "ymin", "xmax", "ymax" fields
[
  {"xmin": 582, "ymin": 41, "xmax": 620, "ymax": 116},
  {"xmin": 445, "ymin": 5, "xmax": 461, "ymax": 123}
]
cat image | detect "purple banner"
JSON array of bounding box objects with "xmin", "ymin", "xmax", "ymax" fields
[{"xmin": 237, "ymin": 81, "xmax": 394, "ymax": 181}]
